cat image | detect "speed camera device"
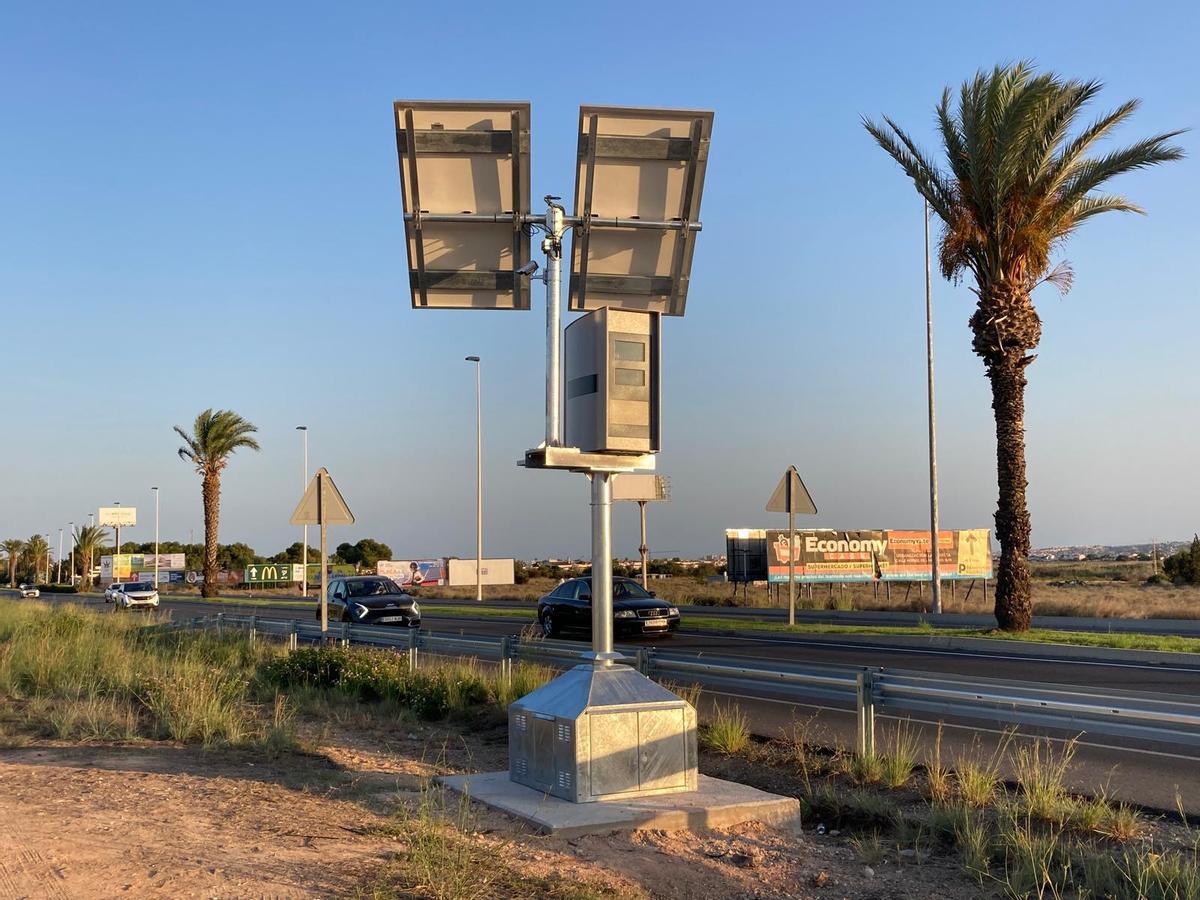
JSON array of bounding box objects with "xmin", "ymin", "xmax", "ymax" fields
[{"xmin": 564, "ymin": 308, "xmax": 660, "ymax": 454}]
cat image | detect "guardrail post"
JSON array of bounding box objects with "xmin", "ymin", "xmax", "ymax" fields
[
  {"xmin": 248, "ymin": 614, "xmax": 258, "ymax": 646},
  {"xmin": 340, "ymin": 621, "xmax": 350, "ymax": 648},
  {"xmin": 407, "ymin": 627, "xmax": 419, "ymax": 671},
  {"xmin": 216, "ymin": 612, "xmax": 224, "ymax": 638},
  {"xmin": 289, "ymin": 620, "xmax": 299, "ymax": 652},
  {"xmin": 499, "ymin": 635, "xmax": 513, "ymax": 687},
  {"xmin": 856, "ymin": 669, "xmax": 877, "ymax": 758},
  {"xmin": 635, "ymin": 647, "xmax": 651, "ymax": 676}
]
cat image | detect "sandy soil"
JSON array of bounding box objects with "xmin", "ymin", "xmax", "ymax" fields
[{"xmin": 0, "ymin": 717, "xmax": 992, "ymax": 899}]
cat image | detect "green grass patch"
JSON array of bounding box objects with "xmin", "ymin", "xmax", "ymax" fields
[{"xmin": 681, "ymin": 616, "xmax": 1200, "ymax": 654}]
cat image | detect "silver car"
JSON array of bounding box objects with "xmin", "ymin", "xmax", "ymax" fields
[
  {"xmin": 18, "ymin": 583, "xmax": 40, "ymax": 599},
  {"xmin": 110, "ymin": 581, "xmax": 160, "ymax": 610}
]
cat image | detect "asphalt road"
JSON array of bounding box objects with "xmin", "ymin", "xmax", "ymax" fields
[{"xmin": 22, "ymin": 591, "xmax": 1200, "ymax": 814}]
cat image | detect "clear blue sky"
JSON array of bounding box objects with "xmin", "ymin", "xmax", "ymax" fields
[{"xmin": 2, "ymin": 1, "xmax": 1196, "ymax": 561}]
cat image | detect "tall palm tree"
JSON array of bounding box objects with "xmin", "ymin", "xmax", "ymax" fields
[
  {"xmin": 865, "ymin": 62, "xmax": 1184, "ymax": 630},
  {"xmin": 73, "ymin": 524, "xmax": 108, "ymax": 591},
  {"xmin": 2, "ymin": 539, "xmax": 24, "ymax": 587},
  {"xmin": 25, "ymin": 534, "xmax": 50, "ymax": 584},
  {"xmin": 174, "ymin": 409, "xmax": 260, "ymax": 598}
]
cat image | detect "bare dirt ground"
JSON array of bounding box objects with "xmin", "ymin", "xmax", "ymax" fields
[{"xmin": 0, "ymin": 716, "xmax": 992, "ymax": 899}]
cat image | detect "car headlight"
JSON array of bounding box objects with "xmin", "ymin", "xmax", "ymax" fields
[
  {"xmin": 408, "ymin": 602, "xmax": 420, "ymax": 616},
  {"xmin": 351, "ymin": 603, "xmax": 369, "ymax": 619},
  {"xmin": 667, "ymin": 607, "xmax": 680, "ymax": 616},
  {"xmin": 614, "ymin": 609, "xmax": 636, "ymax": 619}
]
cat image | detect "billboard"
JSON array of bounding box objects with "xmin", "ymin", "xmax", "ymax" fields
[
  {"xmin": 244, "ymin": 563, "xmax": 304, "ymax": 584},
  {"xmin": 752, "ymin": 529, "xmax": 993, "ymax": 584},
  {"xmin": 378, "ymin": 559, "xmax": 446, "ymax": 587},
  {"xmin": 446, "ymin": 558, "xmax": 515, "ymax": 587},
  {"xmin": 99, "ymin": 507, "xmax": 137, "ymax": 527}
]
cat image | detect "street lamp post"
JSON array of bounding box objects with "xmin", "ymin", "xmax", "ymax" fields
[
  {"xmin": 924, "ymin": 200, "xmax": 942, "ymax": 615},
  {"xmin": 152, "ymin": 487, "xmax": 160, "ymax": 587},
  {"xmin": 297, "ymin": 426, "xmax": 309, "ymax": 597},
  {"xmin": 57, "ymin": 528, "xmax": 63, "ymax": 584},
  {"xmin": 465, "ymin": 356, "xmax": 483, "ymax": 603},
  {"xmin": 68, "ymin": 522, "xmax": 75, "ymax": 585}
]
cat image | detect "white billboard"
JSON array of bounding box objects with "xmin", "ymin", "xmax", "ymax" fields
[
  {"xmin": 98, "ymin": 507, "xmax": 137, "ymax": 527},
  {"xmin": 447, "ymin": 558, "xmax": 515, "ymax": 587}
]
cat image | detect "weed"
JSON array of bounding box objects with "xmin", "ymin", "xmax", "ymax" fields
[
  {"xmin": 924, "ymin": 722, "xmax": 953, "ymax": 803},
  {"xmin": 849, "ymin": 830, "xmax": 886, "ymax": 865},
  {"xmin": 699, "ymin": 703, "xmax": 750, "ymax": 755},
  {"xmin": 955, "ymin": 733, "xmax": 1012, "ymax": 808},
  {"xmin": 880, "ymin": 721, "xmax": 920, "ymax": 789},
  {"xmin": 1098, "ymin": 803, "xmax": 1145, "ymax": 842},
  {"xmin": 954, "ymin": 810, "xmax": 992, "ymax": 883},
  {"xmin": 847, "ymin": 752, "xmax": 883, "ymax": 785},
  {"xmin": 1012, "ymin": 738, "xmax": 1078, "ymax": 824}
]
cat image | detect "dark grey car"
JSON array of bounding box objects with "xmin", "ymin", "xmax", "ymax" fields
[{"xmin": 319, "ymin": 576, "xmax": 421, "ymax": 627}]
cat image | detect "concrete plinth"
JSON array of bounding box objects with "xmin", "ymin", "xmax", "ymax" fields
[{"xmin": 438, "ymin": 771, "xmax": 800, "ymax": 838}]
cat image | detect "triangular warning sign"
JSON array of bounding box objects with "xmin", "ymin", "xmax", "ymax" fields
[
  {"xmin": 290, "ymin": 467, "xmax": 355, "ymax": 526},
  {"xmin": 765, "ymin": 466, "xmax": 817, "ymax": 514}
]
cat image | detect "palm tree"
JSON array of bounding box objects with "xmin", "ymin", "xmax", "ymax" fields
[
  {"xmin": 73, "ymin": 524, "xmax": 108, "ymax": 591},
  {"xmin": 25, "ymin": 534, "xmax": 50, "ymax": 584},
  {"xmin": 2, "ymin": 539, "xmax": 24, "ymax": 587},
  {"xmin": 865, "ymin": 63, "xmax": 1184, "ymax": 630},
  {"xmin": 174, "ymin": 409, "xmax": 260, "ymax": 598}
]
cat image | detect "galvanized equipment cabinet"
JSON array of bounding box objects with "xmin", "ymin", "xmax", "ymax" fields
[{"xmin": 509, "ymin": 663, "xmax": 697, "ymax": 803}]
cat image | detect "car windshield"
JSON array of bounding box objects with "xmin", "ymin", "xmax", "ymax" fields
[
  {"xmin": 126, "ymin": 583, "xmax": 154, "ymax": 591},
  {"xmin": 346, "ymin": 579, "xmax": 405, "ymax": 598},
  {"xmin": 613, "ymin": 581, "xmax": 653, "ymax": 599}
]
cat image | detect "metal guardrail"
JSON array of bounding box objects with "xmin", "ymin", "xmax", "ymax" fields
[{"xmin": 165, "ymin": 613, "xmax": 1200, "ymax": 756}]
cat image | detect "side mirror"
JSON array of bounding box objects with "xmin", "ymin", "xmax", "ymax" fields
[
  {"xmin": 649, "ymin": 591, "xmax": 657, "ymax": 598},
  {"xmin": 579, "ymin": 591, "xmax": 592, "ymax": 603}
]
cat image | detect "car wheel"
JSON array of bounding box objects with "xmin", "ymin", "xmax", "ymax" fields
[{"xmin": 540, "ymin": 609, "xmax": 559, "ymax": 638}]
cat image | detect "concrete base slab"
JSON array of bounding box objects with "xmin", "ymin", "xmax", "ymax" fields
[{"xmin": 438, "ymin": 771, "xmax": 801, "ymax": 838}]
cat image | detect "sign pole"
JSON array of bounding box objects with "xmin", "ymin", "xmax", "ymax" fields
[
  {"xmin": 544, "ymin": 198, "xmax": 565, "ymax": 446},
  {"xmin": 318, "ymin": 471, "xmax": 328, "ymax": 634},
  {"xmin": 788, "ymin": 508, "xmax": 796, "ymax": 625}
]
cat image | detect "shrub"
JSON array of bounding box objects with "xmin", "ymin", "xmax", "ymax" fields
[{"xmin": 699, "ymin": 703, "xmax": 750, "ymax": 755}]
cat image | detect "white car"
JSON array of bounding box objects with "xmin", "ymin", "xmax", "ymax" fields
[
  {"xmin": 109, "ymin": 581, "xmax": 160, "ymax": 610},
  {"xmin": 18, "ymin": 584, "xmax": 40, "ymax": 599}
]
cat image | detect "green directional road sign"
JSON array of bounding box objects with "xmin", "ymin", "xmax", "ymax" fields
[{"xmin": 245, "ymin": 563, "xmax": 292, "ymax": 583}]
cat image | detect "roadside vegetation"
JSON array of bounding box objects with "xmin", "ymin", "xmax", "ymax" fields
[
  {"xmin": 4, "ymin": 598, "xmax": 1200, "ymax": 897},
  {"xmin": 708, "ymin": 718, "xmax": 1200, "ymax": 899}
]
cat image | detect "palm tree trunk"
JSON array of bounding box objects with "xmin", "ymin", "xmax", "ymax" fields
[
  {"xmin": 202, "ymin": 471, "xmax": 221, "ymax": 599},
  {"xmin": 989, "ymin": 358, "xmax": 1034, "ymax": 631}
]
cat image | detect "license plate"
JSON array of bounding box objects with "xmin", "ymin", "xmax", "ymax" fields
[
  {"xmin": 378, "ymin": 615, "xmax": 407, "ymax": 623},
  {"xmin": 643, "ymin": 619, "xmax": 668, "ymax": 629}
]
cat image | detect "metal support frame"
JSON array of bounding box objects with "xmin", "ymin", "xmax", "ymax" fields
[
  {"xmin": 544, "ymin": 199, "xmax": 566, "ymax": 446},
  {"xmin": 638, "ymin": 500, "xmax": 649, "ymax": 590}
]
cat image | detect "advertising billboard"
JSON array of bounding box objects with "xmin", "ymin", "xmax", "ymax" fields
[
  {"xmin": 757, "ymin": 529, "xmax": 993, "ymax": 584},
  {"xmin": 98, "ymin": 507, "xmax": 137, "ymax": 527},
  {"xmin": 378, "ymin": 559, "xmax": 447, "ymax": 587},
  {"xmin": 446, "ymin": 558, "xmax": 515, "ymax": 587},
  {"xmin": 244, "ymin": 563, "xmax": 303, "ymax": 584}
]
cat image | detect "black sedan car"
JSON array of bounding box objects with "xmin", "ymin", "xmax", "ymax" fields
[
  {"xmin": 537, "ymin": 577, "xmax": 680, "ymax": 639},
  {"xmin": 319, "ymin": 576, "xmax": 421, "ymax": 627}
]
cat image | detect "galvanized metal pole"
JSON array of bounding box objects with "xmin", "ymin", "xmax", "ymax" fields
[
  {"xmin": 589, "ymin": 473, "xmax": 617, "ymax": 665},
  {"xmin": 925, "ymin": 200, "xmax": 942, "ymax": 615},
  {"xmin": 638, "ymin": 500, "xmax": 649, "ymax": 590},
  {"xmin": 544, "ymin": 199, "xmax": 565, "ymax": 446},
  {"xmin": 56, "ymin": 529, "xmax": 63, "ymax": 584},
  {"xmin": 788, "ymin": 509, "xmax": 796, "ymax": 626}
]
